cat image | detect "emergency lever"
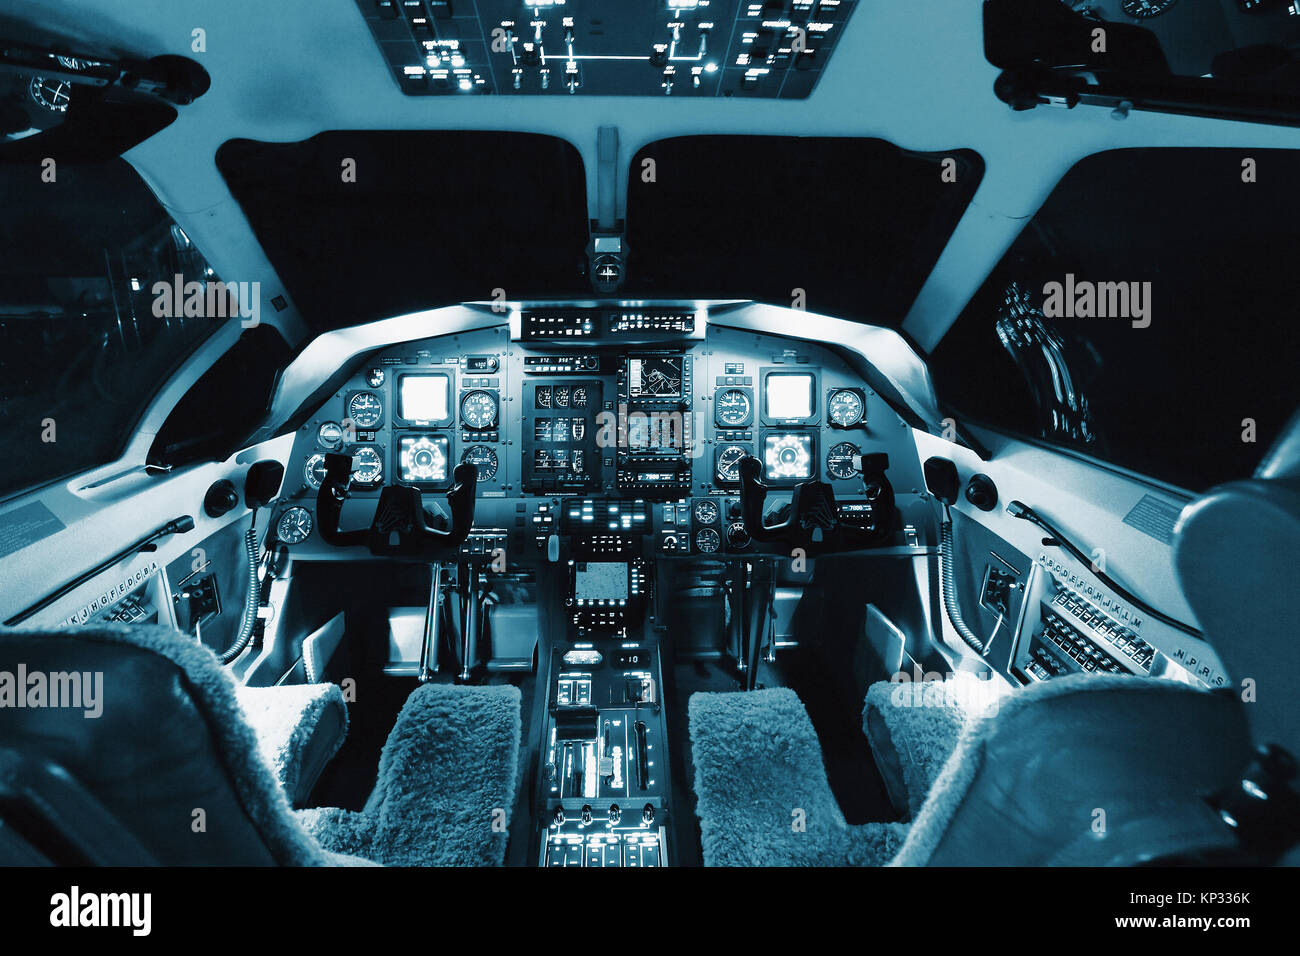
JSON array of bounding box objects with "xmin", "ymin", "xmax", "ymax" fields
[{"xmin": 316, "ymin": 452, "xmax": 477, "ymax": 558}]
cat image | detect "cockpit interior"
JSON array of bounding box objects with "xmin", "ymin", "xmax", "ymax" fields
[{"xmin": 1, "ymin": 0, "xmax": 1299, "ymax": 894}]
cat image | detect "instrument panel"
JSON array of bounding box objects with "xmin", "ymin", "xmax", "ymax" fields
[
  {"xmin": 274, "ymin": 315, "xmax": 926, "ymax": 559},
  {"xmin": 354, "ymin": 0, "xmax": 862, "ymax": 99}
]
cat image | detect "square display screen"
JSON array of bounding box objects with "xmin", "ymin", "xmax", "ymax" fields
[
  {"xmin": 628, "ymin": 357, "xmax": 684, "ymax": 398},
  {"xmin": 763, "ymin": 432, "xmax": 814, "ymax": 481},
  {"xmin": 398, "ymin": 373, "xmax": 450, "ymax": 423},
  {"xmin": 574, "ymin": 562, "xmax": 629, "ymax": 601},
  {"xmin": 398, "ymin": 433, "xmax": 450, "ymax": 483},
  {"xmin": 764, "ymin": 372, "xmax": 815, "ymax": 420}
]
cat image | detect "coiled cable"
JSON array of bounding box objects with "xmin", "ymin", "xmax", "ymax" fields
[
  {"xmin": 218, "ymin": 513, "xmax": 262, "ymax": 664},
  {"xmin": 939, "ymin": 505, "xmax": 989, "ymax": 657}
]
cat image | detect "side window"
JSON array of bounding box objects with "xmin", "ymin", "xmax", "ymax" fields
[
  {"xmin": 929, "ymin": 148, "xmax": 1300, "ymax": 492},
  {"xmin": 0, "ymin": 157, "xmax": 230, "ymax": 501}
]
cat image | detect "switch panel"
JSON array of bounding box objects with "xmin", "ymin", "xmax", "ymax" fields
[{"xmin": 355, "ymin": 0, "xmax": 861, "ymax": 97}]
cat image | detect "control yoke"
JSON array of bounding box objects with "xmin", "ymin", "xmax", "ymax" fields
[
  {"xmin": 737, "ymin": 455, "xmax": 832, "ymax": 543},
  {"xmin": 316, "ymin": 452, "xmax": 478, "ymax": 558},
  {"xmin": 737, "ymin": 453, "xmax": 894, "ymax": 553}
]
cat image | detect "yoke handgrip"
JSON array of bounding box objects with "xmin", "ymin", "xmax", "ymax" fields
[{"xmin": 737, "ymin": 455, "xmax": 792, "ymax": 542}]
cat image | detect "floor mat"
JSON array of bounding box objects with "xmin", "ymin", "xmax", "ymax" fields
[
  {"xmin": 300, "ymin": 682, "xmax": 522, "ymax": 866},
  {"xmin": 689, "ymin": 687, "xmax": 907, "ymax": 866}
]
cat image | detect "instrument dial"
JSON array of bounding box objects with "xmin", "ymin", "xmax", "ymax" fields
[
  {"xmin": 461, "ymin": 445, "xmax": 499, "ymax": 481},
  {"xmin": 276, "ymin": 506, "xmax": 313, "ymax": 545},
  {"xmin": 828, "ymin": 389, "xmax": 865, "ymax": 427},
  {"xmin": 317, "ymin": 421, "xmax": 344, "ymax": 450},
  {"xmin": 715, "ymin": 388, "xmax": 753, "ymax": 428},
  {"xmin": 29, "ymin": 77, "xmax": 71, "ymax": 112},
  {"xmin": 715, "ymin": 444, "xmax": 748, "ymax": 484},
  {"xmin": 571, "ymin": 386, "xmax": 589, "ymax": 408},
  {"xmin": 695, "ymin": 527, "xmax": 722, "ymax": 554},
  {"xmin": 827, "ymin": 442, "xmax": 861, "ymax": 481},
  {"xmin": 366, "ymin": 367, "xmax": 386, "ymax": 388},
  {"xmin": 459, "ymin": 390, "xmax": 499, "ymax": 430},
  {"xmin": 694, "ymin": 498, "xmax": 720, "ymax": 525},
  {"xmin": 347, "ymin": 392, "xmax": 383, "ymax": 429},
  {"xmin": 304, "ymin": 453, "xmax": 328, "ymax": 489},
  {"xmin": 726, "ymin": 521, "xmax": 751, "ymax": 550},
  {"xmin": 351, "ymin": 446, "xmax": 384, "ymax": 486}
]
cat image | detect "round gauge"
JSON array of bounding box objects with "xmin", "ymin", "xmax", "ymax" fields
[
  {"xmin": 29, "ymin": 76, "xmax": 71, "ymax": 112},
  {"xmin": 460, "ymin": 390, "xmax": 499, "ymax": 430},
  {"xmin": 276, "ymin": 506, "xmax": 313, "ymax": 545},
  {"xmin": 715, "ymin": 388, "xmax": 753, "ymax": 428},
  {"xmin": 554, "ymin": 386, "xmax": 570, "ymax": 408},
  {"xmin": 366, "ymin": 367, "xmax": 386, "ymax": 388},
  {"xmin": 827, "ymin": 442, "xmax": 861, "ymax": 481},
  {"xmin": 715, "ymin": 445, "xmax": 748, "ymax": 484},
  {"xmin": 304, "ymin": 453, "xmax": 328, "ymax": 489},
  {"xmin": 317, "ymin": 421, "xmax": 344, "ymax": 450},
  {"xmin": 461, "ymin": 445, "xmax": 499, "ymax": 481},
  {"xmin": 351, "ymin": 446, "xmax": 384, "ymax": 486},
  {"xmin": 695, "ymin": 527, "xmax": 722, "ymax": 554},
  {"xmin": 347, "ymin": 392, "xmax": 383, "ymax": 429},
  {"xmin": 1120, "ymin": 0, "xmax": 1177, "ymax": 16},
  {"xmin": 694, "ymin": 498, "xmax": 720, "ymax": 525},
  {"xmin": 571, "ymin": 386, "xmax": 589, "ymax": 408},
  {"xmin": 726, "ymin": 521, "xmax": 751, "ymax": 551},
  {"xmin": 827, "ymin": 389, "xmax": 865, "ymax": 427}
]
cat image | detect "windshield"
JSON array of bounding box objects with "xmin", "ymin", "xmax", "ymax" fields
[
  {"xmin": 0, "ymin": 155, "xmax": 224, "ymax": 501},
  {"xmin": 622, "ymin": 135, "xmax": 982, "ymax": 323},
  {"xmin": 217, "ymin": 131, "xmax": 982, "ymax": 332}
]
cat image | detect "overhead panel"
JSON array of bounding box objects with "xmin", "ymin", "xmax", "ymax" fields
[{"xmin": 357, "ymin": 0, "xmax": 859, "ymax": 97}]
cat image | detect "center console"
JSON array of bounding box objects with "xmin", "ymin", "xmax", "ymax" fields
[{"xmin": 536, "ymin": 550, "xmax": 672, "ymax": 866}]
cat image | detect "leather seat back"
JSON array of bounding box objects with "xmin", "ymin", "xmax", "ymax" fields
[
  {"xmin": 895, "ymin": 674, "xmax": 1250, "ymax": 866},
  {"xmin": 0, "ymin": 625, "xmax": 329, "ymax": 865},
  {"xmin": 1172, "ymin": 409, "xmax": 1300, "ymax": 759}
]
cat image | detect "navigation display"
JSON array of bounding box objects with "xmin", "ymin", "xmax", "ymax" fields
[
  {"xmin": 628, "ymin": 357, "xmax": 683, "ymax": 398},
  {"xmin": 763, "ymin": 432, "xmax": 815, "ymax": 482},
  {"xmin": 398, "ymin": 433, "xmax": 450, "ymax": 484}
]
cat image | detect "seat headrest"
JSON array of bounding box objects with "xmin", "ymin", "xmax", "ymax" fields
[{"xmin": 1172, "ymin": 412, "xmax": 1300, "ymax": 755}]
